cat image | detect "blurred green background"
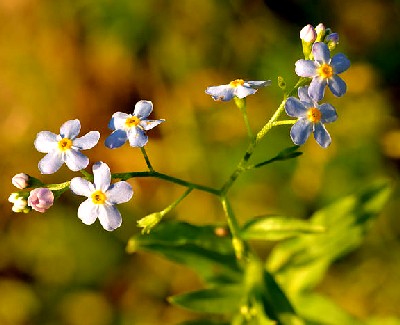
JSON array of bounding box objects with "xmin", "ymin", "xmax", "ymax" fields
[{"xmin": 1, "ymin": 0, "xmax": 400, "ymax": 324}]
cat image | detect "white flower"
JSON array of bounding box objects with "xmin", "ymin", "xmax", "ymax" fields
[
  {"xmin": 34, "ymin": 119, "xmax": 100, "ymax": 174},
  {"xmin": 70, "ymin": 162, "xmax": 133, "ymax": 231}
]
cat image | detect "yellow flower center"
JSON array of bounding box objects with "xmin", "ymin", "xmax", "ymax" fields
[
  {"xmin": 125, "ymin": 116, "xmax": 140, "ymax": 127},
  {"xmin": 317, "ymin": 63, "xmax": 333, "ymax": 79},
  {"xmin": 91, "ymin": 190, "xmax": 107, "ymax": 205},
  {"xmin": 57, "ymin": 138, "xmax": 73, "ymax": 151},
  {"xmin": 307, "ymin": 107, "xmax": 322, "ymax": 123},
  {"xmin": 229, "ymin": 79, "xmax": 245, "ymax": 87}
]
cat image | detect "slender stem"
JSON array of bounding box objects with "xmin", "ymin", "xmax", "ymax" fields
[
  {"xmin": 140, "ymin": 147, "xmax": 154, "ymax": 172},
  {"xmin": 163, "ymin": 187, "xmax": 193, "ymax": 215},
  {"xmin": 112, "ymin": 171, "xmax": 220, "ymax": 196},
  {"xmin": 271, "ymin": 120, "xmax": 296, "ymax": 127},
  {"xmin": 220, "ymin": 196, "xmax": 245, "ymax": 260}
]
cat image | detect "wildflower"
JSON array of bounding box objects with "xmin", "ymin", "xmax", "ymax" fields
[
  {"xmin": 27, "ymin": 188, "xmax": 54, "ymax": 213},
  {"xmin": 105, "ymin": 100, "xmax": 165, "ymax": 149},
  {"xmin": 205, "ymin": 79, "xmax": 270, "ymax": 101},
  {"xmin": 300, "ymin": 24, "xmax": 316, "ymax": 43},
  {"xmin": 70, "ymin": 161, "xmax": 133, "ymax": 231},
  {"xmin": 8, "ymin": 193, "xmax": 30, "ymax": 213},
  {"xmin": 12, "ymin": 173, "xmax": 29, "ymax": 189},
  {"xmin": 285, "ymin": 86, "xmax": 337, "ymax": 148},
  {"xmin": 34, "ymin": 119, "xmax": 100, "ymax": 174},
  {"xmin": 295, "ymin": 42, "xmax": 350, "ymax": 101}
]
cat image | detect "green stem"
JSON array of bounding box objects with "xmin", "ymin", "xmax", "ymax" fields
[
  {"xmin": 271, "ymin": 120, "xmax": 296, "ymax": 127},
  {"xmin": 141, "ymin": 147, "xmax": 154, "ymax": 172},
  {"xmin": 163, "ymin": 187, "xmax": 193, "ymax": 215},
  {"xmin": 220, "ymin": 196, "xmax": 246, "ymax": 260},
  {"xmin": 112, "ymin": 171, "xmax": 220, "ymax": 196}
]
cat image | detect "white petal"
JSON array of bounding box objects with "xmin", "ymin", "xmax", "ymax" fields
[
  {"xmin": 70, "ymin": 177, "xmax": 94, "ymax": 197},
  {"xmin": 93, "ymin": 162, "xmax": 111, "ymax": 191},
  {"xmin": 34, "ymin": 131, "xmax": 58, "ymax": 153},
  {"xmin": 98, "ymin": 205, "xmax": 122, "ymax": 231},
  {"xmin": 139, "ymin": 119, "xmax": 165, "ymax": 131},
  {"xmin": 77, "ymin": 199, "xmax": 98, "ymax": 225},
  {"xmin": 111, "ymin": 112, "xmax": 131, "ymax": 130},
  {"xmin": 73, "ymin": 131, "xmax": 100, "ymax": 150},
  {"xmin": 127, "ymin": 128, "xmax": 148, "ymax": 147},
  {"xmin": 60, "ymin": 119, "xmax": 81, "ymax": 139},
  {"xmin": 134, "ymin": 100, "xmax": 153, "ymax": 119},
  {"xmin": 106, "ymin": 181, "xmax": 133, "ymax": 204},
  {"xmin": 64, "ymin": 149, "xmax": 89, "ymax": 171},
  {"xmin": 38, "ymin": 151, "xmax": 64, "ymax": 174}
]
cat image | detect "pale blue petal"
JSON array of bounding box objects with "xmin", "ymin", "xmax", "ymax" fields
[
  {"xmin": 331, "ymin": 53, "xmax": 350, "ymax": 74},
  {"xmin": 314, "ymin": 122, "xmax": 331, "ymax": 148},
  {"xmin": 298, "ymin": 86, "xmax": 313, "ymax": 105},
  {"xmin": 308, "ymin": 76, "xmax": 326, "ymax": 101},
  {"xmin": 295, "ymin": 60, "xmax": 318, "ymax": 77},
  {"xmin": 73, "ymin": 131, "xmax": 100, "ymax": 150},
  {"xmin": 64, "ymin": 149, "xmax": 89, "ymax": 171},
  {"xmin": 93, "ymin": 162, "xmax": 111, "ymax": 192},
  {"xmin": 77, "ymin": 199, "xmax": 98, "ymax": 225},
  {"xmin": 328, "ymin": 75, "xmax": 347, "ymax": 97},
  {"xmin": 139, "ymin": 119, "xmax": 165, "ymax": 131},
  {"xmin": 106, "ymin": 181, "xmax": 133, "ymax": 204},
  {"xmin": 285, "ymin": 97, "xmax": 308, "ymax": 118},
  {"xmin": 111, "ymin": 112, "xmax": 130, "ymax": 130},
  {"xmin": 312, "ymin": 42, "xmax": 330, "ymax": 63},
  {"xmin": 127, "ymin": 127, "xmax": 148, "ymax": 147},
  {"xmin": 98, "ymin": 205, "xmax": 122, "ymax": 231},
  {"xmin": 70, "ymin": 177, "xmax": 94, "ymax": 197},
  {"xmin": 205, "ymin": 85, "xmax": 235, "ymax": 101},
  {"xmin": 319, "ymin": 103, "xmax": 338, "ymax": 123},
  {"xmin": 34, "ymin": 131, "xmax": 58, "ymax": 153},
  {"xmin": 38, "ymin": 151, "xmax": 63, "ymax": 174},
  {"xmin": 235, "ymin": 85, "xmax": 257, "ymax": 99},
  {"xmin": 105, "ymin": 130, "xmax": 128, "ymax": 149},
  {"xmin": 134, "ymin": 100, "xmax": 153, "ymax": 119},
  {"xmin": 60, "ymin": 119, "xmax": 81, "ymax": 139},
  {"xmin": 290, "ymin": 119, "xmax": 313, "ymax": 146},
  {"xmin": 245, "ymin": 80, "xmax": 271, "ymax": 88}
]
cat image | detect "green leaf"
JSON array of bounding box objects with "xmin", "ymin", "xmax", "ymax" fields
[
  {"xmin": 169, "ymin": 285, "xmax": 244, "ymax": 314},
  {"xmin": 267, "ymin": 180, "xmax": 392, "ymax": 294},
  {"xmin": 241, "ymin": 216, "xmax": 325, "ymax": 241},
  {"xmin": 253, "ymin": 146, "xmax": 302, "ymax": 169},
  {"xmin": 294, "ymin": 294, "xmax": 364, "ymax": 325},
  {"xmin": 127, "ymin": 221, "xmax": 241, "ymax": 284}
]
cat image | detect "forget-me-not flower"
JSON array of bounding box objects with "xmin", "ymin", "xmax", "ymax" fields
[
  {"xmin": 70, "ymin": 161, "xmax": 133, "ymax": 231},
  {"xmin": 285, "ymin": 86, "xmax": 337, "ymax": 148},
  {"xmin": 205, "ymin": 79, "xmax": 270, "ymax": 101},
  {"xmin": 295, "ymin": 42, "xmax": 350, "ymax": 101},
  {"xmin": 105, "ymin": 100, "xmax": 165, "ymax": 149},
  {"xmin": 34, "ymin": 119, "xmax": 100, "ymax": 174}
]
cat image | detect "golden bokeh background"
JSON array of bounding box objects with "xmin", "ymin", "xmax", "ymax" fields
[{"xmin": 1, "ymin": 0, "xmax": 400, "ymax": 324}]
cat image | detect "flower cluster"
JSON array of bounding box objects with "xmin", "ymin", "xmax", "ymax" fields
[
  {"xmin": 285, "ymin": 23, "xmax": 350, "ymax": 148},
  {"xmin": 9, "ymin": 23, "xmax": 351, "ymax": 233},
  {"xmin": 9, "ymin": 101, "xmax": 164, "ymax": 231}
]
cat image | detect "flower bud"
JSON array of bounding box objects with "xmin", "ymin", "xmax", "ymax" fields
[
  {"xmin": 137, "ymin": 212, "xmax": 164, "ymax": 234},
  {"xmin": 315, "ymin": 23, "xmax": 326, "ymax": 42},
  {"xmin": 12, "ymin": 173, "xmax": 29, "ymax": 189},
  {"xmin": 325, "ymin": 32, "xmax": 339, "ymax": 50},
  {"xmin": 8, "ymin": 193, "xmax": 30, "ymax": 213},
  {"xmin": 28, "ymin": 188, "xmax": 54, "ymax": 213},
  {"xmin": 300, "ymin": 24, "xmax": 316, "ymax": 43}
]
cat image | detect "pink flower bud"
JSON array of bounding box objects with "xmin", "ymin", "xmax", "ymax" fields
[
  {"xmin": 300, "ymin": 24, "xmax": 316, "ymax": 43},
  {"xmin": 315, "ymin": 23, "xmax": 325, "ymax": 35},
  {"xmin": 28, "ymin": 188, "xmax": 54, "ymax": 213},
  {"xmin": 12, "ymin": 173, "xmax": 29, "ymax": 189}
]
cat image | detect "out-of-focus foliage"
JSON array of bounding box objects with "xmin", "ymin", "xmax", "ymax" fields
[{"xmin": 1, "ymin": 0, "xmax": 400, "ymax": 324}]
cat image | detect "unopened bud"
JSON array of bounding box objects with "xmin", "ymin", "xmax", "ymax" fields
[
  {"xmin": 137, "ymin": 212, "xmax": 164, "ymax": 234},
  {"xmin": 12, "ymin": 173, "xmax": 29, "ymax": 189},
  {"xmin": 315, "ymin": 23, "xmax": 326, "ymax": 42},
  {"xmin": 300, "ymin": 24, "xmax": 316, "ymax": 43},
  {"xmin": 8, "ymin": 193, "xmax": 30, "ymax": 213},
  {"xmin": 325, "ymin": 32, "xmax": 339, "ymax": 50},
  {"xmin": 28, "ymin": 188, "xmax": 54, "ymax": 213}
]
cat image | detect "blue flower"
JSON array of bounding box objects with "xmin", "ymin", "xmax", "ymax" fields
[
  {"xmin": 34, "ymin": 119, "xmax": 100, "ymax": 174},
  {"xmin": 205, "ymin": 79, "xmax": 270, "ymax": 101},
  {"xmin": 105, "ymin": 100, "xmax": 165, "ymax": 148},
  {"xmin": 70, "ymin": 162, "xmax": 133, "ymax": 231},
  {"xmin": 295, "ymin": 42, "xmax": 350, "ymax": 101},
  {"xmin": 285, "ymin": 86, "xmax": 338, "ymax": 148}
]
